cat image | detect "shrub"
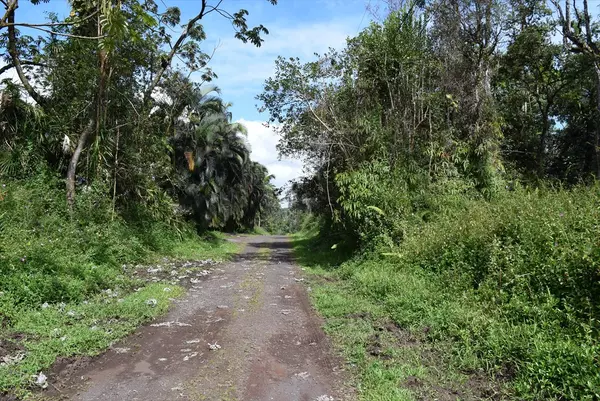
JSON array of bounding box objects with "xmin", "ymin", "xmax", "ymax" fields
[
  {"xmin": 0, "ymin": 172, "xmax": 196, "ymax": 309},
  {"xmin": 320, "ymin": 182, "xmax": 600, "ymax": 400}
]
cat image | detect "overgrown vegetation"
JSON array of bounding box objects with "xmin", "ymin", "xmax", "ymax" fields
[
  {"xmin": 296, "ymin": 185, "xmax": 600, "ymax": 400},
  {"xmin": 3, "ymin": 0, "xmax": 600, "ymax": 399},
  {"xmin": 260, "ymin": 0, "xmax": 600, "ymax": 399},
  {"xmin": 0, "ymin": 0, "xmax": 278, "ymax": 397}
]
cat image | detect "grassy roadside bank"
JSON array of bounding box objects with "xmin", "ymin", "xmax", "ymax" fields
[
  {"xmin": 0, "ymin": 235, "xmax": 240, "ymax": 399},
  {"xmin": 293, "ymin": 186, "xmax": 600, "ymax": 401},
  {"xmin": 293, "ymin": 235, "xmax": 496, "ymax": 401},
  {"xmin": 0, "ymin": 177, "xmax": 240, "ymax": 398}
]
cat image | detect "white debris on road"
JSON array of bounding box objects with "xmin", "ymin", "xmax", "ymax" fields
[
  {"xmin": 113, "ymin": 347, "xmax": 130, "ymax": 354},
  {"xmin": 34, "ymin": 372, "xmax": 48, "ymax": 388},
  {"xmin": 208, "ymin": 342, "xmax": 221, "ymax": 350},
  {"xmin": 150, "ymin": 321, "xmax": 191, "ymax": 327},
  {"xmin": 1, "ymin": 351, "xmax": 25, "ymax": 367},
  {"xmin": 295, "ymin": 371, "xmax": 310, "ymax": 379},
  {"xmin": 183, "ymin": 352, "xmax": 199, "ymax": 361}
]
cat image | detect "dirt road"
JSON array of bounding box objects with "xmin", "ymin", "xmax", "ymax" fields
[{"xmin": 46, "ymin": 235, "xmax": 352, "ymax": 401}]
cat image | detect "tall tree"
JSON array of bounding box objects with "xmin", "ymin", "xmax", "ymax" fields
[
  {"xmin": 1, "ymin": 0, "xmax": 277, "ymax": 209},
  {"xmin": 552, "ymin": 0, "xmax": 600, "ymax": 178},
  {"xmin": 496, "ymin": 9, "xmax": 570, "ymax": 178},
  {"xmin": 429, "ymin": 0, "xmax": 506, "ymax": 192}
]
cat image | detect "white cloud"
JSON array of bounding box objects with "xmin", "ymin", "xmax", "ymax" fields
[
  {"xmin": 238, "ymin": 118, "xmax": 303, "ymax": 189},
  {"xmin": 201, "ymin": 17, "xmax": 358, "ymax": 95},
  {"xmin": 206, "ymin": 17, "xmax": 360, "ymax": 191}
]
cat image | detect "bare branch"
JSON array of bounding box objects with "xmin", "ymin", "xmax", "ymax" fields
[
  {"xmin": 0, "ymin": 60, "xmax": 46, "ymax": 75},
  {"xmin": 23, "ymin": 24, "xmax": 106, "ymax": 40},
  {"xmin": 1, "ymin": 10, "xmax": 98, "ymax": 28},
  {"xmin": 143, "ymin": 0, "xmax": 208, "ymax": 103},
  {"xmin": 582, "ymin": 0, "xmax": 599, "ymax": 54},
  {"xmin": 6, "ymin": 6, "xmax": 46, "ymax": 107},
  {"xmin": 0, "ymin": 0, "xmax": 16, "ymax": 28}
]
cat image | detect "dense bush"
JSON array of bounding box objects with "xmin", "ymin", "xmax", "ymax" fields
[
  {"xmin": 0, "ymin": 172, "xmax": 201, "ymax": 311},
  {"xmin": 330, "ymin": 184, "xmax": 600, "ymax": 400}
]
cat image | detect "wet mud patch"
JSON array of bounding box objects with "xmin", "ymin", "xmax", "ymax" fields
[{"xmin": 0, "ymin": 333, "xmax": 25, "ymax": 363}]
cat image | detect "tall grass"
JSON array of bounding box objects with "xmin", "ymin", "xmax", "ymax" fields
[{"xmin": 298, "ymin": 184, "xmax": 600, "ymax": 400}]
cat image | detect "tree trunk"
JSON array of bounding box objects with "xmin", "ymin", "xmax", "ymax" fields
[
  {"xmin": 6, "ymin": 5, "xmax": 47, "ymax": 108},
  {"xmin": 111, "ymin": 121, "xmax": 120, "ymax": 220},
  {"xmin": 595, "ymin": 63, "xmax": 600, "ymax": 179},
  {"xmin": 537, "ymin": 109, "xmax": 550, "ymax": 178},
  {"xmin": 66, "ymin": 14, "xmax": 109, "ymax": 210},
  {"xmin": 66, "ymin": 118, "xmax": 95, "ymax": 211}
]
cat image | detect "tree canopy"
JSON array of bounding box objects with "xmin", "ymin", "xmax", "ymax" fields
[{"xmin": 1, "ymin": 0, "xmax": 279, "ymax": 231}]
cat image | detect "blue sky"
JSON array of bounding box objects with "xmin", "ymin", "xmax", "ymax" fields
[
  {"xmin": 183, "ymin": 0, "xmax": 372, "ymax": 189},
  {"xmin": 11, "ymin": 0, "xmax": 374, "ymax": 189}
]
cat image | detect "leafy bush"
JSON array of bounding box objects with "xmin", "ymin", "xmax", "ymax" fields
[
  {"xmin": 335, "ymin": 161, "xmax": 479, "ymax": 249},
  {"xmin": 0, "ymin": 172, "xmax": 202, "ymax": 310},
  {"xmin": 305, "ymin": 183, "xmax": 600, "ymax": 400}
]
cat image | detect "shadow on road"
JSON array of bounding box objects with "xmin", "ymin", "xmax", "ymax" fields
[{"xmin": 231, "ymin": 236, "xmax": 295, "ymax": 264}]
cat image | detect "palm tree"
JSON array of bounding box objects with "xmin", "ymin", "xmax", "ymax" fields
[
  {"xmin": 170, "ymin": 90, "xmax": 252, "ymax": 228},
  {"xmin": 166, "ymin": 79, "xmax": 277, "ymax": 231}
]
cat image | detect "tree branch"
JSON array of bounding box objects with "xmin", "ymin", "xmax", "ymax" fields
[
  {"xmin": 143, "ymin": 0, "xmax": 208, "ymax": 103},
  {"xmin": 6, "ymin": 6, "xmax": 46, "ymax": 107},
  {"xmin": 0, "ymin": 60, "xmax": 46, "ymax": 75},
  {"xmin": 0, "ymin": 0, "xmax": 17, "ymax": 28},
  {"xmin": 1, "ymin": 10, "xmax": 98, "ymax": 28},
  {"xmin": 23, "ymin": 24, "xmax": 106, "ymax": 39}
]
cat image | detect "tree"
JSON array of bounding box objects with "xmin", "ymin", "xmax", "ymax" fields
[
  {"xmin": 551, "ymin": 0, "xmax": 600, "ymax": 178},
  {"xmin": 1, "ymin": 0, "xmax": 277, "ymax": 209},
  {"xmin": 496, "ymin": 6, "xmax": 570, "ymax": 178},
  {"xmin": 429, "ymin": 0, "xmax": 507, "ymax": 192}
]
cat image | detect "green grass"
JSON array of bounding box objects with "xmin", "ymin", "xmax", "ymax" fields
[
  {"xmin": 251, "ymin": 226, "xmax": 270, "ymax": 235},
  {"xmin": 0, "ymin": 284, "xmax": 184, "ymax": 399},
  {"xmin": 161, "ymin": 231, "xmax": 240, "ymax": 262},
  {"xmin": 0, "ymin": 175, "xmax": 242, "ymax": 398},
  {"xmin": 294, "ymin": 233, "xmax": 493, "ymax": 401},
  {"xmin": 294, "ymin": 185, "xmax": 600, "ymax": 401}
]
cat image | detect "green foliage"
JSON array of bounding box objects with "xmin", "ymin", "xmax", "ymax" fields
[
  {"xmin": 169, "ymin": 90, "xmax": 278, "ymax": 230},
  {"xmin": 262, "ymin": 207, "xmax": 310, "ymax": 235},
  {"xmin": 268, "ymin": 2, "xmax": 600, "ymax": 400},
  {"xmin": 336, "ymin": 162, "xmax": 413, "ymax": 247},
  {"xmin": 1, "ymin": 0, "xmax": 280, "ymax": 233},
  {"xmin": 0, "ymin": 173, "xmax": 236, "ymax": 309},
  {"xmin": 296, "ymin": 185, "xmax": 600, "ymax": 400},
  {"xmin": 0, "ymin": 0, "xmax": 281, "ymax": 397}
]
